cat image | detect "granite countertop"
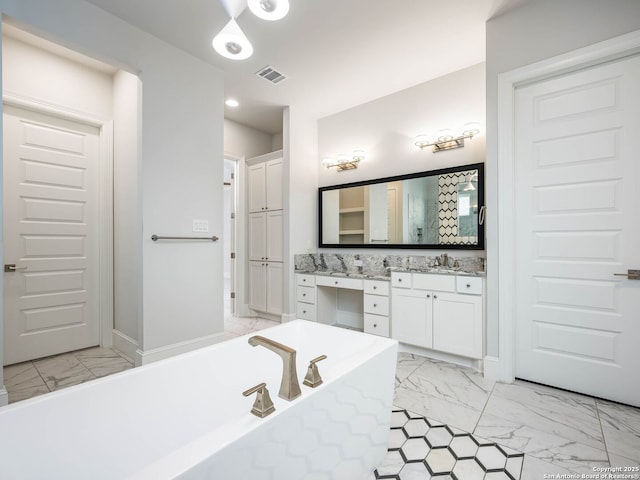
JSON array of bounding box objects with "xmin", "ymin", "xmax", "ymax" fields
[{"xmin": 294, "ymin": 268, "xmax": 486, "ymax": 279}]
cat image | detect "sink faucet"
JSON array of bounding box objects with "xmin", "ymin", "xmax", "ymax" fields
[{"xmin": 248, "ymin": 336, "xmax": 302, "ymax": 401}]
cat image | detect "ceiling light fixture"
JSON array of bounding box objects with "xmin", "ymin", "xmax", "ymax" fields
[
  {"xmin": 248, "ymin": 0, "xmax": 290, "ymax": 21},
  {"xmin": 212, "ymin": 18, "xmax": 253, "ymax": 60},
  {"xmin": 225, "ymin": 99, "xmax": 240, "ymax": 107},
  {"xmin": 415, "ymin": 122, "xmax": 481, "ymax": 153},
  {"xmin": 322, "ymin": 150, "xmax": 365, "ymax": 172}
]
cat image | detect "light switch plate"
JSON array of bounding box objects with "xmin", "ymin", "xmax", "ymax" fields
[{"xmin": 192, "ymin": 219, "xmax": 209, "ymax": 233}]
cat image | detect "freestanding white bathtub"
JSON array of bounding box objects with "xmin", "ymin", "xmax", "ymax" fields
[{"xmin": 0, "ymin": 320, "xmax": 397, "ymax": 479}]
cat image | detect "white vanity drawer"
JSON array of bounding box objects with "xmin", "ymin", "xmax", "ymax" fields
[
  {"xmin": 412, "ymin": 273, "xmax": 455, "ymax": 292},
  {"xmin": 296, "ymin": 286, "xmax": 316, "ymax": 304},
  {"xmin": 391, "ymin": 272, "xmax": 412, "ymax": 288},
  {"xmin": 456, "ymin": 276, "xmax": 483, "ymax": 295},
  {"xmin": 315, "ymin": 275, "xmax": 363, "ymax": 290},
  {"xmin": 297, "ymin": 274, "xmax": 315, "ymax": 286},
  {"xmin": 296, "ymin": 302, "xmax": 316, "ymax": 321},
  {"xmin": 364, "ymin": 280, "xmax": 389, "ymax": 296},
  {"xmin": 364, "ymin": 313, "xmax": 390, "ymax": 337},
  {"xmin": 364, "ymin": 294, "xmax": 389, "ymax": 315}
]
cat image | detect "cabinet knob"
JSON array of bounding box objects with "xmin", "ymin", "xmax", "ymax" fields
[
  {"xmin": 373, "ymin": 303, "xmax": 377, "ymax": 307},
  {"xmin": 303, "ymin": 310, "xmax": 306, "ymax": 314},
  {"xmin": 373, "ymin": 286, "xmax": 377, "ymax": 290},
  {"xmin": 466, "ymin": 284, "xmax": 471, "ymax": 288},
  {"xmin": 302, "ymin": 293, "xmax": 306, "ymax": 297},
  {"xmin": 303, "ymin": 279, "xmax": 306, "ymax": 282},
  {"xmin": 334, "ymin": 281, "xmax": 338, "ymax": 285},
  {"xmin": 373, "ymin": 323, "xmax": 377, "ymax": 328},
  {"xmin": 398, "ymin": 278, "xmax": 403, "ymax": 282},
  {"xmin": 434, "ymin": 294, "xmax": 438, "ymax": 299},
  {"xmin": 427, "ymin": 294, "xmax": 431, "ymax": 298}
]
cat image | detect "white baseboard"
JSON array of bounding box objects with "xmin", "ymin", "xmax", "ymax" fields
[
  {"xmin": 112, "ymin": 330, "xmax": 142, "ymax": 366},
  {"xmin": 398, "ymin": 343, "xmax": 482, "ymax": 372},
  {"xmin": 483, "ymin": 355, "xmax": 501, "ymax": 382},
  {"xmin": 137, "ymin": 331, "xmax": 229, "ymax": 365},
  {"xmin": 0, "ymin": 386, "xmax": 8, "ymax": 407}
]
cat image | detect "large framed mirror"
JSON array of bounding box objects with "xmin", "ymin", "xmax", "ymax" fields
[{"xmin": 319, "ymin": 163, "xmax": 485, "ymax": 249}]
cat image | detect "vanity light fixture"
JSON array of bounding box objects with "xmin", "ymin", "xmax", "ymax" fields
[
  {"xmin": 322, "ymin": 150, "xmax": 365, "ymax": 172},
  {"xmin": 225, "ymin": 98, "xmax": 239, "ymax": 107},
  {"xmin": 212, "ymin": 18, "xmax": 254, "ymax": 60},
  {"xmin": 415, "ymin": 122, "xmax": 481, "ymax": 153},
  {"xmin": 248, "ymin": 0, "xmax": 290, "ymax": 21}
]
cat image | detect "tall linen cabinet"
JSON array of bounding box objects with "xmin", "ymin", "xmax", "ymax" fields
[{"xmin": 246, "ymin": 151, "xmax": 284, "ymax": 317}]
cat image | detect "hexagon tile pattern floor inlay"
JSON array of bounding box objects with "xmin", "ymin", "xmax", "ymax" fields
[{"xmin": 375, "ymin": 409, "xmax": 525, "ymax": 480}]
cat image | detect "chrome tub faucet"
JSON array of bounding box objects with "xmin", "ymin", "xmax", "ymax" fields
[{"xmin": 248, "ymin": 335, "xmax": 302, "ymax": 401}]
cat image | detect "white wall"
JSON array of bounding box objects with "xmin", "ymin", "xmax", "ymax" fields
[
  {"xmin": 484, "ymin": 0, "xmax": 640, "ymax": 357},
  {"xmin": 0, "ymin": 0, "xmax": 225, "ymax": 362},
  {"xmin": 284, "ymin": 107, "xmax": 318, "ymax": 318},
  {"xmin": 271, "ymin": 132, "xmax": 283, "ymax": 151},
  {"xmin": 224, "ymin": 118, "xmax": 273, "ymax": 159},
  {"xmin": 113, "ymin": 70, "xmax": 142, "ymax": 346},
  {"xmin": 2, "ymin": 34, "xmax": 113, "ymax": 117},
  {"xmin": 317, "ymin": 63, "xmax": 485, "ymax": 256}
]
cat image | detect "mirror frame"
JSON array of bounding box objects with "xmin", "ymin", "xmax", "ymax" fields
[{"xmin": 318, "ymin": 162, "xmax": 485, "ymax": 249}]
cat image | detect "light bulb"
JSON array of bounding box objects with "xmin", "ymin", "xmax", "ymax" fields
[
  {"xmin": 437, "ymin": 129, "xmax": 454, "ymax": 142},
  {"xmin": 414, "ymin": 134, "xmax": 430, "ymax": 149},
  {"xmin": 248, "ymin": 0, "xmax": 290, "ymax": 21},
  {"xmin": 462, "ymin": 122, "xmax": 481, "ymax": 137},
  {"xmin": 212, "ymin": 19, "xmax": 253, "ymax": 60}
]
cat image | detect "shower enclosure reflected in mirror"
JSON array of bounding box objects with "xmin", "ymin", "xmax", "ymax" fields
[{"xmin": 319, "ymin": 163, "xmax": 484, "ymax": 249}]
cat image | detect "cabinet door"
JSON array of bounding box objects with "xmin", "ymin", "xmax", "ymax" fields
[
  {"xmin": 248, "ymin": 212, "xmax": 266, "ymax": 261},
  {"xmin": 266, "ymin": 210, "xmax": 283, "ymax": 262},
  {"xmin": 391, "ymin": 288, "xmax": 432, "ymax": 348},
  {"xmin": 265, "ymin": 158, "xmax": 283, "ymax": 211},
  {"xmin": 247, "ymin": 163, "xmax": 266, "ymax": 213},
  {"xmin": 248, "ymin": 261, "xmax": 267, "ymax": 312},
  {"xmin": 433, "ymin": 292, "xmax": 482, "ymax": 359},
  {"xmin": 266, "ymin": 262, "xmax": 283, "ymax": 315}
]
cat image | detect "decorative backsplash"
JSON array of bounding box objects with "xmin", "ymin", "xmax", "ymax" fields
[{"xmin": 294, "ymin": 253, "xmax": 485, "ymax": 277}]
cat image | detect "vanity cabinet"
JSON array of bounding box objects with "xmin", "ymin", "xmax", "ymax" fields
[
  {"xmin": 391, "ymin": 273, "xmax": 483, "ymax": 359},
  {"xmin": 364, "ymin": 280, "xmax": 390, "ymax": 337},
  {"xmin": 247, "ymin": 151, "xmax": 284, "ymax": 317},
  {"xmin": 296, "ymin": 274, "xmax": 317, "ymax": 321}
]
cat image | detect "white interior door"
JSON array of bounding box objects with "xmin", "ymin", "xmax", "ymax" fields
[
  {"xmin": 514, "ymin": 54, "xmax": 640, "ymax": 406},
  {"xmin": 3, "ymin": 104, "xmax": 101, "ymax": 365}
]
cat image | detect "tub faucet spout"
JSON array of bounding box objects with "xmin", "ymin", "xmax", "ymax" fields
[{"xmin": 248, "ymin": 335, "xmax": 302, "ymax": 401}]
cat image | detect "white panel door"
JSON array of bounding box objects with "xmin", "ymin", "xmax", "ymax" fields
[
  {"xmin": 247, "ymin": 163, "xmax": 266, "ymax": 213},
  {"xmin": 514, "ymin": 55, "xmax": 640, "ymax": 406},
  {"xmin": 391, "ymin": 289, "xmax": 432, "ymax": 348},
  {"xmin": 248, "ymin": 261, "xmax": 266, "ymax": 312},
  {"xmin": 247, "ymin": 212, "xmax": 266, "ymax": 261},
  {"xmin": 3, "ymin": 105, "xmax": 101, "ymax": 365},
  {"xmin": 265, "ymin": 262, "xmax": 283, "ymax": 315},
  {"xmin": 265, "ymin": 158, "xmax": 283, "ymax": 211},
  {"xmin": 266, "ymin": 210, "xmax": 283, "ymax": 262}
]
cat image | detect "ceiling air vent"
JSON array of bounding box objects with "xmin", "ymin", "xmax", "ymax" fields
[{"xmin": 256, "ymin": 65, "xmax": 287, "ymax": 84}]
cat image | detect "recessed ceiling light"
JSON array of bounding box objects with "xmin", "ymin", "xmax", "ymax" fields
[
  {"xmin": 212, "ymin": 19, "xmax": 253, "ymax": 60},
  {"xmin": 248, "ymin": 0, "xmax": 290, "ymax": 21},
  {"xmin": 225, "ymin": 99, "xmax": 239, "ymax": 107}
]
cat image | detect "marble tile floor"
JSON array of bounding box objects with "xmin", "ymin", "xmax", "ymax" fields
[
  {"xmin": 392, "ymin": 353, "xmax": 640, "ymax": 479},
  {"xmin": 2, "ymin": 346, "xmax": 134, "ymax": 404},
  {"xmin": 3, "ymin": 315, "xmax": 280, "ymax": 405}
]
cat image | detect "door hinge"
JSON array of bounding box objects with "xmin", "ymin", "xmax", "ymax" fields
[
  {"xmin": 231, "ymin": 172, "xmax": 235, "ymax": 180},
  {"xmin": 230, "ymin": 252, "xmax": 236, "ymax": 259},
  {"xmin": 230, "ymin": 292, "xmax": 236, "ymax": 299},
  {"xmin": 231, "ymin": 212, "xmax": 236, "ymax": 219}
]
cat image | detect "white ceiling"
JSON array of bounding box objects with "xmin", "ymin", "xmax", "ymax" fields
[{"xmin": 83, "ymin": 0, "xmax": 526, "ymax": 134}]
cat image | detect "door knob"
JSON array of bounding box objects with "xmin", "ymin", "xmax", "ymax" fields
[
  {"xmin": 614, "ymin": 269, "xmax": 640, "ymax": 280},
  {"xmin": 4, "ymin": 264, "xmax": 27, "ymax": 272}
]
